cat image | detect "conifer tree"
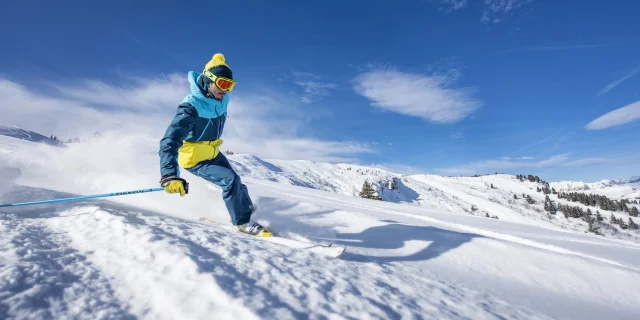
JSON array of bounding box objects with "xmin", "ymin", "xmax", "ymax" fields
[
  {"xmin": 552, "ymin": 187, "xmax": 557, "ymax": 194},
  {"xmin": 588, "ymin": 218, "xmax": 596, "ymax": 233},
  {"xmin": 619, "ymin": 219, "xmax": 629, "ymax": 230},
  {"xmin": 525, "ymin": 195, "xmax": 535, "ymax": 204},
  {"xmin": 359, "ymin": 181, "xmax": 380, "ymax": 200},
  {"xmin": 630, "ymin": 206, "xmax": 639, "ymax": 217},
  {"xmin": 596, "ymin": 210, "xmax": 603, "ymax": 222},
  {"xmin": 629, "ymin": 218, "xmax": 639, "ymax": 230}
]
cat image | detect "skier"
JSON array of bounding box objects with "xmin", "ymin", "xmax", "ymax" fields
[{"xmin": 158, "ymin": 53, "xmax": 270, "ymax": 237}]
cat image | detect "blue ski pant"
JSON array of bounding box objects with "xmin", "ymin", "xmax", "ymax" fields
[{"xmin": 186, "ymin": 154, "xmax": 254, "ymax": 225}]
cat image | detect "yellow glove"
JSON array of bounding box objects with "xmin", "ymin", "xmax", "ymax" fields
[{"xmin": 160, "ymin": 176, "xmax": 189, "ymax": 197}]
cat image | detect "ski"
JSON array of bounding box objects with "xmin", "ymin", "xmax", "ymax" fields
[{"xmin": 198, "ymin": 217, "xmax": 346, "ymax": 258}]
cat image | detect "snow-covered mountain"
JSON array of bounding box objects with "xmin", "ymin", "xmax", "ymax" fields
[
  {"xmin": 228, "ymin": 154, "xmax": 640, "ymax": 241},
  {"xmin": 1, "ymin": 130, "xmax": 640, "ymax": 319},
  {"xmin": 550, "ymin": 176, "xmax": 640, "ymax": 199}
]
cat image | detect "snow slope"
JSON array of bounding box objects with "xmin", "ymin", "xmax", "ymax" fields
[
  {"xmin": 0, "ymin": 125, "xmax": 66, "ymax": 148},
  {"xmin": 229, "ymin": 154, "xmax": 640, "ymax": 241},
  {"xmin": 1, "ymin": 134, "xmax": 640, "ymax": 319}
]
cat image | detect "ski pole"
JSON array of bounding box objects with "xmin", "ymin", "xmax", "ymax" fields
[{"xmin": 0, "ymin": 187, "xmax": 165, "ymax": 208}]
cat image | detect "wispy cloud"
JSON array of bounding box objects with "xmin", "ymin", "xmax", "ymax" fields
[
  {"xmin": 502, "ymin": 156, "xmax": 533, "ymax": 161},
  {"xmin": 499, "ymin": 38, "xmax": 640, "ymax": 54},
  {"xmin": 374, "ymin": 163, "xmax": 430, "ymax": 175},
  {"xmin": 564, "ymin": 157, "xmax": 610, "ymax": 167},
  {"xmin": 449, "ymin": 131, "xmax": 464, "ymax": 140},
  {"xmin": 481, "ymin": 0, "xmax": 533, "ymax": 24},
  {"xmin": 598, "ymin": 64, "xmax": 640, "ymax": 96},
  {"xmin": 352, "ymin": 67, "xmax": 481, "ymax": 123},
  {"xmin": 295, "ymin": 81, "xmax": 337, "ymax": 104},
  {"xmin": 292, "ymin": 72, "xmax": 337, "ymax": 104},
  {"xmin": 536, "ymin": 153, "xmax": 570, "ymax": 167},
  {"xmin": 433, "ymin": 0, "xmax": 531, "ymax": 24},
  {"xmin": 585, "ymin": 100, "xmax": 640, "ymax": 130},
  {"xmin": 434, "ymin": 0, "xmax": 468, "ymax": 11},
  {"xmin": 0, "ymin": 75, "xmax": 373, "ymax": 163},
  {"xmin": 437, "ymin": 153, "xmax": 621, "ymax": 175}
]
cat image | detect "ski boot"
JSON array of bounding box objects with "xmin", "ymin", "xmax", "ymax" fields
[{"xmin": 236, "ymin": 221, "xmax": 272, "ymax": 237}]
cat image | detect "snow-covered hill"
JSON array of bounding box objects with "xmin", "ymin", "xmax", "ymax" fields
[
  {"xmin": 227, "ymin": 154, "xmax": 640, "ymax": 241},
  {"xmin": 550, "ymin": 176, "xmax": 640, "ymax": 199},
  {"xmin": 0, "ymin": 125, "xmax": 66, "ymax": 148},
  {"xmin": 1, "ymin": 132, "xmax": 640, "ymax": 319}
]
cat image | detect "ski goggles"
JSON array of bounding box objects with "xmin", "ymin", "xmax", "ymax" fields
[{"xmin": 203, "ymin": 70, "xmax": 236, "ymax": 92}]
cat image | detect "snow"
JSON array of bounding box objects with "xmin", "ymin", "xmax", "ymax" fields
[
  {"xmin": 551, "ymin": 177, "xmax": 640, "ymax": 200},
  {"xmin": 1, "ymin": 131, "xmax": 640, "ymax": 319},
  {"xmin": 229, "ymin": 155, "xmax": 640, "ymax": 241}
]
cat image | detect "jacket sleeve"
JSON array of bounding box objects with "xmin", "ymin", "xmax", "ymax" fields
[{"xmin": 159, "ymin": 105, "xmax": 197, "ymax": 177}]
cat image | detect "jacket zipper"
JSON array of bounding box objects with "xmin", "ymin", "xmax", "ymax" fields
[{"xmin": 196, "ymin": 119, "xmax": 212, "ymax": 142}]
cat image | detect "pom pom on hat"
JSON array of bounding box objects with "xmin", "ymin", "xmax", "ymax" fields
[{"xmin": 203, "ymin": 53, "xmax": 233, "ymax": 80}]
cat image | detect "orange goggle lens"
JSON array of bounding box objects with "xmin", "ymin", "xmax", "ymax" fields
[{"xmin": 215, "ymin": 77, "xmax": 235, "ymax": 91}]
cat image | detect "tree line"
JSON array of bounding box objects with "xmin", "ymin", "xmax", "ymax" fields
[{"xmin": 555, "ymin": 191, "xmax": 639, "ymax": 216}]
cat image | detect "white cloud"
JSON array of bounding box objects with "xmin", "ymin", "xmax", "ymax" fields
[
  {"xmin": 499, "ymin": 39, "xmax": 640, "ymax": 54},
  {"xmin": 374, "ymin": 163, "xmax": 430, "ymax": 175},
  {"xmin": 598, "ymin": 65, "xmax": 640, "ymax": 96},
  {"xmin": 437, "ymin": 153, "xmax": 621, "ymax": 175},
  {"xmin": 535, "ymin": 153, "xmax": 569, "ymax": 167},
  {"xmin": 481, "ymin": 0, "xmax": 532, "ymax": 24},
  {"xmin": 434, "ymin": 0, "xmax": 533, "ymax": 24},
  {"xmin": 585, "ymin": 100, "xmax": 640, "ymax": 130},
  {"xmin": 0, "ymin": 75, "xmax": 373, "ymax": 163},
  {"xmin": 450, "ymin": 131, "xmax": 464, "ymax": 140},
  {"xmin": 50, "ymin": 74, "xmax": 187, "ymax": 111},
  {"xmin": 295, "ymin": 81, "xmax": 337, "ymax": 104},
  {"xmin": 435, "ymin": 0, "xmax": 468, "ymax": 11},
  {"xmin": 0, "ymin": 78, "xmax": 167, "ymax": 139},
  {"xmin": 564, "ymin": 157, "xmax": 609, "ymax": 167},
  {"xmin": 292, "ymin": 72, "xmax": 337, "ymax": 104},
  {"xmin": 353, "ymin": 67, "xmax": 481, "ymax": 123}
]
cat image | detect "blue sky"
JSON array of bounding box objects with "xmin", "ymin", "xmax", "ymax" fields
[{"xmin": 1, "ymin": 0, "xmax": 640, "ymax": 182}]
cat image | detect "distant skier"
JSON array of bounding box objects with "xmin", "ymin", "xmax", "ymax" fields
[{"xmin": 158, "ymin": 53, "xmax": 270, "ymax": 237}]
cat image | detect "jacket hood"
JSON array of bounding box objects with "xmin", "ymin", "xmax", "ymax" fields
[
  {"xmin": 187, "ymin": 71, "xmax": 229, "ymax": 103},
  {"xmin": 184, "ymin": 71, "xmax": 229, "ymax": 118}
]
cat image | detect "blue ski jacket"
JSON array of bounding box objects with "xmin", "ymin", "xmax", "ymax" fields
[{"xmin": 159, "ymin": 71, "xmax": 229, "ymax": 177}]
